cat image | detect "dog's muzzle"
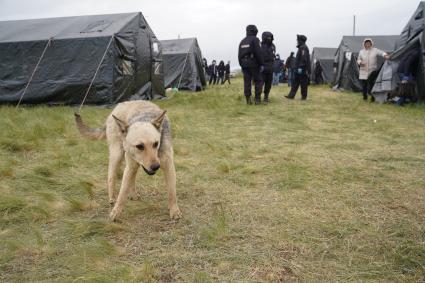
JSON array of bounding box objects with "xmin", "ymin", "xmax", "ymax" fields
[
  {"xmin": 142, "ymin": 163, "xmax": 160, "ymax": 176},
  {"xmin": 142, "ymin": 165, "xmax": 156, "ymax": 176}
]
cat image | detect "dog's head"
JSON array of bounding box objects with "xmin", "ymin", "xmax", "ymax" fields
[{"xmin": 112, "ymin": 111, "xmax": 167, "ymax": 176}]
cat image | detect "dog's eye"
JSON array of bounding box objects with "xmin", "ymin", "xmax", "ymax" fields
[
  {"xmin": 153, "ymin": 141, "xmax": 159, "ymax": 148},
  {"xmin": 136, "ymin": 143, "xmax": 145, "ymax": 150}
]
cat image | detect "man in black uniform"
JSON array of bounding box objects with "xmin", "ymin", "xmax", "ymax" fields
[
  {"xmin": 260, "ymin": 31, "xmax": 276, "ymax": 104},
  {"xmin": 208, "ymin": 60, "xmax": 218, "ymax": 85},
  {"xmin": 238, "ymin": 25, "xmax": 264, "ymax": 105},
  {"xmin": 285, "ymin": 35, "xmax": 311, "ymax": 100}
]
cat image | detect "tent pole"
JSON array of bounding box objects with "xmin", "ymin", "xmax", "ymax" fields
[
  {"xmin": 78, "ymin": 36, "xmax": 114, "ymax": 113},
  {"xmin": 16, "ymin": 37, "xmax": 52, "ymax": 108},
  {"xmin": 177, "ymin": 46, "xmax": 191, "ymax": 90}
]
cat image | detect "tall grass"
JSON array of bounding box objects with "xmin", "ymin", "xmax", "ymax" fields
[{"xmin": 1, "ymin": 79, "xmax": 424, "ymax": 282}]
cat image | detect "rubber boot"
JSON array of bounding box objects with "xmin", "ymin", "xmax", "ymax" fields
[{"xmin": 245, "ymin": 96, "xmax": 252, "ymax": 105}]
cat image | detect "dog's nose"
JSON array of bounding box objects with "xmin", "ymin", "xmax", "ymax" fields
[{"xmin": 150, "ymin": 163, "xmax": 160, "ymax": 172}]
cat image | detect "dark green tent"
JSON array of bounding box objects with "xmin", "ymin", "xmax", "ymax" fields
[
  {"xmin": 0, "ymin": 12, "xmax": 165, "ymax": 105},
  {"xmin": 161, "ymin": 38, "xmax": 206, "ymax": 91},
  {"xmin": 310, "ymin": 47, "xmax": 337, "ymax": 84},
  {"xmin": 372, "ymin": 2, "xmax": 425, "ymax": 101}
]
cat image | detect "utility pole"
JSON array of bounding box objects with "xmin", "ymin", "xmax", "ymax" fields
[{"xmin": 353, "ymin": 15, "xmax": 356, "ymax": 36}]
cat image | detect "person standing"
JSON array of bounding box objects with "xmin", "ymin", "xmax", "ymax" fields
[
  {"xmin": 285, "ymin": 35, "xmax": 311, "ymax": 100},
  {"xmin": 314, "ymin": 61, "xmax": 324, "ymax": 85},
  {"xmin": 285, "ymin": 52, "xmax": 295, "ymax": 87},
  {"xmin": 203, "ymin": 58, "xmax": 210, "ymax": 83},
  {"xmin": 357, "ymin": 38, "xmax": 389, "ymax": 102},
  {"xmin": 238, "ymin": 25, "xmax": 264, "ymax": 105},
  {"xmin": 260, "ymin": 31, "xmax": 276, "ymax": 104},
  {"xmin": 217, "ymin": 60, "xmax": 225, "ymax": 84},
  {"xmin": 208, "ymin": 60, "xmax": 218, "ymax": 85},
  {"xmin": 222, "ymin": 61, "xmax": 231, "ymax": 84},
  {"xmin": 273, "ymin": 54, "xmax": 284, "ymax": 86}
]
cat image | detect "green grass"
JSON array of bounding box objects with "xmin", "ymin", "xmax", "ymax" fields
[{"xmin": 1, "ymin": 78, "xmax": 425, "ymax": 282}]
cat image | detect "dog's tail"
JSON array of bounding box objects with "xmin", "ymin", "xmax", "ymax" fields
[{"xmin": 74, "ymin": 113, "xmax": 106, "ymax": 140}]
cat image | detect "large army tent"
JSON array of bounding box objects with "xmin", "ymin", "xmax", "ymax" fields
[
  {"xmin": 0, "ymin": 12, "xmax": 165, "ymax": 105},
  {"xmin": 310, "ymin": 47, "xmax": 337, "ymax": 84},
  {"xmin": 332, "ymin": 35, "xmax": 399, "ymax": 92},
  {"xmin": 161, "ymin": 38, "xmax": 206, "ymax": 91},
  {"xmin": 372, "ymin": 2, "xmax": 425, "ymax": 101}
]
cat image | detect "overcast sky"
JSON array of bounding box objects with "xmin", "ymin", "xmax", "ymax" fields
[{"xmin": 0, "ymin": 0, "xmax": 420, "ymax": 68}]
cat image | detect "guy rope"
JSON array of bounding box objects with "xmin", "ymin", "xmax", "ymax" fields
[
  {"xmin": 16, "ymin": 37, "xmax": 52, "ymax": 108},
  {"xmin": 77, "ymin": 35, "xmax": 114, "ymax": 114}
]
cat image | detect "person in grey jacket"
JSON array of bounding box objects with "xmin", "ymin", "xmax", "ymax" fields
[{"xmin": 357, "ymin": 38, "xmax": 389, "ymax": 101}]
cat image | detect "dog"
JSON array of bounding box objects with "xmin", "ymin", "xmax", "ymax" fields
[{"xmin": 75, "ymin": 100, "xmax": 182, "ymax": 221}]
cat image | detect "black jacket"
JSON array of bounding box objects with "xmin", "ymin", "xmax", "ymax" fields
[
  {"xmin": 273, "ymin": 59, "xmax": 284, "ymax": 73},
  {"xmin": 218, "ymin": 62, "xmax": 225, "ymax": 76},
  {"xmin": 238, "ymin": 26, "xmax": 264, "ymax": 68},
  {"xmin": 285, "ymin": 55, "xmax": 295, "ymax": 69},
  {"xmin": 225, "ymin": 64, "xmax": 231, "ymax": 74},
  {"xmin": 295, "ymin": 44, "xmax": 311, "ymax": 74},
  {"xmin": 208, "ymin": 64, "xmax": 218, "ymax": 76},
  {"xmin": 261, "ymin": 32, "xmax": 276, "ymax": 73}
]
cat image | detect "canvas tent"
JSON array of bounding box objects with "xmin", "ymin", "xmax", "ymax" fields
[
  {"xmin": 372, "ymin": 1, "xmax": 425, "ymax": 101},
  {"xmin": 332, "ymin": 35, "xmax": 399, "ymax": 92},
  {"xmin": 0, "ymin": 12, "xmax": 165, "ymax": 105},
  {"xmin": 310, "ymin": 47, "xmax": 337, "ymax": 84},
  {"xmin": 161, "ymin": 38, "xmax": 206, "ymax": 91}
]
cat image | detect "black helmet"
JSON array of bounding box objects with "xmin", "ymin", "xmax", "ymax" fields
[
  {"xmin": 262, "ymin": 31, "xmax": 274, "ymax": 43},
  {"xmin": 246, "ymin": 25, "xmax": 258, "ymax": 36},
  {"xmin": 297, "ymin": 34, "xmax": 307, "ymax": 43}
]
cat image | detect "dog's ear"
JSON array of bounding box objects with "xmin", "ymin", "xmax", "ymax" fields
[
  {"xmin": 151, "ymin": 110, "xmax": 167, "ymax": 130},
  {"xmin": 112, "ymin": 115, "xmax": 128, "ymax": 135}
]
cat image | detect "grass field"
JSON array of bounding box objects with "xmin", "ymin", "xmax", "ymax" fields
[{"xmin": 1, "ymin": 78, "xmax": 425, "ymax": 282}]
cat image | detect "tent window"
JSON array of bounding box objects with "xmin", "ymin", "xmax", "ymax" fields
[
  {"xmin": 415, "ymin": 10, "xmax": 423, "ymax": 20},
  {"xmin": 152, "ymin": 42, "xmax": 159, "ymax": 56},
  {"xmin": 122, "ymin": 60, "xmax": 134, "ymax": 76},
  {"xmin": 345, "ymin": 52, "xmax": 352, "ymax": 61},
  {"xmin": 80, "ymin": 20, "xmax": 112, "ymax": 33}
]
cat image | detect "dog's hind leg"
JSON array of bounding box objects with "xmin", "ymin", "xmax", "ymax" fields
[
  {"xmin": 110, "ymin": 153, "xmax": 139, "ymax": 221},
  {"xmin": 161, "ymin": 145, "xmax": 182, "ymax": 220},
  {"xmin": 108, "ymin": 143, "xmax": 124, "ymax": 205}
]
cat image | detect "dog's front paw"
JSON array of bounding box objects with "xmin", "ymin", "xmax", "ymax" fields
[
  {"xmin": 109, "ymin": 207, "xmax": 121, "ymax": 222},
  {"xmin": 129, "ymin": 191, "xmax": 141, "ymax": 201},
  {"xmin": 169, "ymin": 205, "xmax": 182, "ymax": 220}
]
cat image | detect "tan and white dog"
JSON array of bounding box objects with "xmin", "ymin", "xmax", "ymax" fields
[{"xmin": 75, "ymin": 101, "xmax": 182, "ymax": 221}]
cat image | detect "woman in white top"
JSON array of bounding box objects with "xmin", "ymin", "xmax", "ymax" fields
[{"xmin": 357, "ymin": 38, "xmax": 390, "ymax": 101}]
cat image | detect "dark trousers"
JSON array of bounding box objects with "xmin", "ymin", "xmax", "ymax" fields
[
  {"xmin": 209, "ymin": 74, "xmax": 217, "ymax": 85},
  {"xmin": 262, "ymin": 71, "xmax": 273, "ymax": 100},
  {"xmin": 287, "ymin": 73, "xmax": 309, "ymax": 99},
  {"xmin": 361, "ymin": 71, "xmax": 378, "ymax": 100},
  {"xmin": 217, "ymin": 75, "xmax": 225, "ymax": 84},
  {"xmin": 242, "ymin": 66, "xmax": 262, "ymax": 100},
  {"xmin": 314, "ymin": 74, "xmax": 324, "ymax": 85},
  {"xmin": 222, "ymin": 74, "xmax": 231, "ymax": 84}
]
